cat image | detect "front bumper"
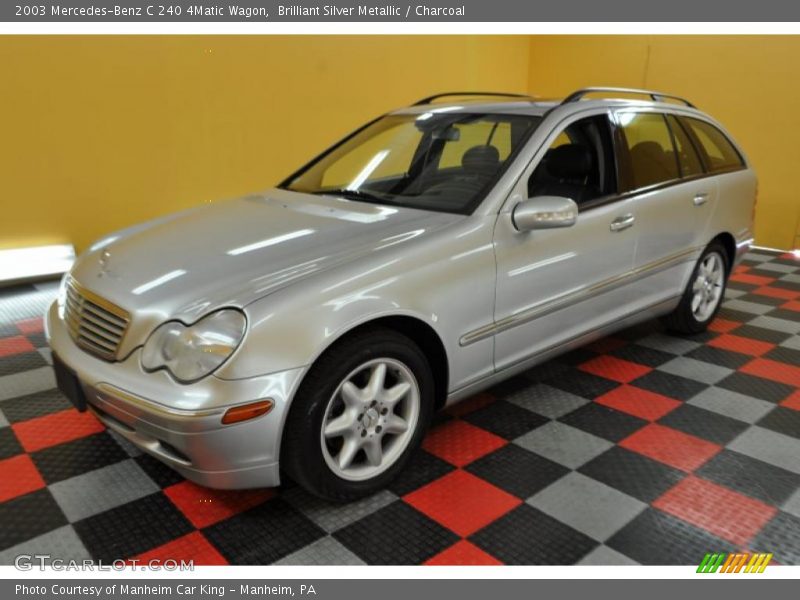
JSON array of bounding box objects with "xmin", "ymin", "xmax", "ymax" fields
[{"xmin": 46, "ymin": 301, "xmax": 304, "ymax": 489}]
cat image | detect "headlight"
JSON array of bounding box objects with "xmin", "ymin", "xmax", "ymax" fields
[{"xmin": 141, "ymin": 309, "xmax": 247, "ymax": 383}]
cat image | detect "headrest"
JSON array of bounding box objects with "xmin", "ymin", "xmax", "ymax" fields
[
  {"xmin": 630, "ymin": 141, "xmax": 666, "ymax": 159},
  {"xmin": 544, "ymin": 144, "xmax": 593, "ymax": 180},
  {"xmin": 462, "ymin": 145, "xmax": 501, "ymax": 173}
]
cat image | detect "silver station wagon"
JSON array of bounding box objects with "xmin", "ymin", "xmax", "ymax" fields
[{"xmin": 47, "ymin": 88, "xmax": 756, "ymax": 500}]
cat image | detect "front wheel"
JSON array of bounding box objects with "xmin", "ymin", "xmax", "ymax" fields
[
  {"xmin": 663, "ymin": 242, "xmax": 729, "ymax": 334},
  {"xmin": 281, "ymin": 328, "xmax": 434, "ymax": 501}
]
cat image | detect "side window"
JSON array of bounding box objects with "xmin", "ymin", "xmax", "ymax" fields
[
  {"xmin": 617, "ymin": 112, "xmax": 680, "ymax": 190},
  {"xmin": 527, "ymin": 114, "xmax": 617, "ymax": 207},
  {"xmin": 666, "ymin": 115, "xmax": 704, "ymax": 178},
  {"xmin": 681, "ymin": 117, "xmax": 744, "ymax": 173}
]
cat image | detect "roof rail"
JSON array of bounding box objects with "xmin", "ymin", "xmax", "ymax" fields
[
  {"xmin": 562, "ymin": 87, "xmax": 696, "ymax": 108},
  {"xmin": 413, "ymin": 92, "xmax": 533, "ymax": 106}
]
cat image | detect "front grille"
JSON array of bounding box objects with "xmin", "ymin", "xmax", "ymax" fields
[{"xmin": 64, "ymin": 278, "xmax": 130, "ymax": 361}]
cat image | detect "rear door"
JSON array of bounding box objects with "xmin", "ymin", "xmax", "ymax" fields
[{"xmin": 613, "ymin": 109, "xmax": 715, "ymax": 307}]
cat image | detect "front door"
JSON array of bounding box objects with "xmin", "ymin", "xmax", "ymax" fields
[{"xmin": 492, "ymin": 111, "xmax": 639, "ymax": 370}]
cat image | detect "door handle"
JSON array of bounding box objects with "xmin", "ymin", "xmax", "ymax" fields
[
  {"xmin": 610, "ymin": 214, "xmax": 635, "ymax": 232},
  {"xmin": 693, "ymin": 192, "xmax": 709, "ymax": 206}
]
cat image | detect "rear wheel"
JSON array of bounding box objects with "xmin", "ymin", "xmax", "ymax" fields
[
  {"xmin": 663, "ymin": 241, "xmax": 729, "ymax": 334},
  {"xmin": 281, "ymin": 328, "xmax": 434, "ymax": 501}
]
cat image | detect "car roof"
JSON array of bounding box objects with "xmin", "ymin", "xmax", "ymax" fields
[
  {"xmin": 391, "ymin": 98, "xmax": 708, "ymax": 118},
  {"xmin": 391, "ymin": 89, "xmax": 707, "ymax": 119}
]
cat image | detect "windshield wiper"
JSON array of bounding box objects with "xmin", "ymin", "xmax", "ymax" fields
[{"xmin": 312, "ymin": 188, "xmax": 395, "ymax": 206}]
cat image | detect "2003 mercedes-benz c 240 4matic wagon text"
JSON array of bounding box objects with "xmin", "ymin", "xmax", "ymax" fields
[{"xmin": 47, "ymin": 88, "xmax": 756, "ymax": 500}]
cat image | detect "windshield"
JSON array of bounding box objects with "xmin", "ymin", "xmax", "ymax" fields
[{"xmin": 280, "ymin": 112, "xmax": 541, "ymax": 214}]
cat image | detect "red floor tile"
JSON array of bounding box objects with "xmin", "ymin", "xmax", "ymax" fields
[
  {"xmin": 405, "ymin": 470, "xmax": 521, "ymax": 536},
  {"xmin": 446, "ymin": 392, "xmax": 497, "ymax": 417},
  {"xmin": 422, "ymin": 420, "xmax": 506, "ymax": 467},
  {"xmin": 708, "ymin": 318, "xmax": 742, "ymax": 333},
  {"xmin": 620, "ymin": 423, "xmax": 721, "ymax": 472},
  {"xmin": 131, "ymin": 531, "xmax": 228, "ymax": 566},
  {"xmin": 16, "ymin": 317, "xmax": 44, "ymax": 335},
  {"xmin": 653, "ymin": 476, "xmax": 777, "ymax": 546},
  {"xmin": 595, "ymin": 385, "xmax": 681, "ymax": 421},
  {"xmin": 0, "ymin": 335, "xmax": 35, "ymax": 358},
  {"xmin": 753, "ymin": 286, "xmax": 800, "ymax": 301},
  {"xmin": 12, "ymin": 409, "xmax": 105, "ymax": 453},
  {"xmin": 740, "ymin": 358, "xmax": 800, "ymax": 388},
  {"xmin": 164, "ymin": 480, "xmax": 274, "ymax": 529},
  {"xmin": 778, "ymin": 252, "xmax": 800, "ymax": 262},
  {"xmin": 707, "ymin": 334, "xmax": 775, "ymax": 357},
  {"xmin": 734, "ymin": 265, "xmax": 750, "ymax": 274},
  {"xmin": 729, "ymin": 273, "xmax": 776, "ymax": 286},
  {"xmin": 0, "ymin": 455, "xmax": 46, "ymax": 502},
  {"xmin": 781, "ymin": 390, "xmax": 800, "ymax": 411},
  {"xmin": 578, "ymin": 355, "xmax": 652, "ymax": 383},
  {"xmin": 425, "ymin": 540, "xmax": 503, "ymax": 565},
  {"xmin": 782, "ymin": 300, "xmax": 800, "ymax": 312}
]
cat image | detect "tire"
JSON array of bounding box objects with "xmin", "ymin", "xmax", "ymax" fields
[
  {"xmin": 281, "ymin": 327, "xmax": 435, "ymax": 501},
  {"xmin": 662, "ymin": 241, "xmax": 730, "ymax": 335}
]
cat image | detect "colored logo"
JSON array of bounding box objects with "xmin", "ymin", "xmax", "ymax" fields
[{"xmin": 697, "ymin": 552, "xmax": 772, "ymax": 573}]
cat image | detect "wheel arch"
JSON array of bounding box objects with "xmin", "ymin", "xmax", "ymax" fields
[
  {"xmin": 315, "ymin": 315, "xmax": 450, "ymax": 411},
  {"xmin": 709, "ymin": 231, "xmax": 736, "ymax": 273}
]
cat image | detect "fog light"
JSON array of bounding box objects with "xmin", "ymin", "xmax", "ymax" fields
[{"xmin": 221, "ymin": 400, "xmax": 274, "ymax": 424}]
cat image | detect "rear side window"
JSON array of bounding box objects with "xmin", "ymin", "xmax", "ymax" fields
[
  {"xmin": 617, "ymin": 112, "xmax": 680, "ymax": 190},
  {"xmin": 680, "ymin": 117, "xmax": 744, "ymax": 173},
  {"xmin": 666, "ymin": 115, "xmax": 704, "ymax": 178}
]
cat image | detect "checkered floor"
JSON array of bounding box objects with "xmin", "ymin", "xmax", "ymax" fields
[{"xmin": 1, "ymin": 249, "xmax": 799, "ymax": 566}]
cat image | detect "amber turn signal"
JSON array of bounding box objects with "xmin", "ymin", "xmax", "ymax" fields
[{"xmin": 221, "ymin": 400, "xmax": 274, "ymax": 424}]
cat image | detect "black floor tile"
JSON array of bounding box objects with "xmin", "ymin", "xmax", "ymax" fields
[
  {"xmin": 462, "ymin": 400, "xmax": 549, "ymax": 440},
  {"xmin": 696, "ymin": 450, "xmax": 800, "ymax": 506},
  {"xmin": 631, "ymin": 370, "xmax": 708, "ymax": 401},
  {"xmin": 686, "ymin": 345, "xmax": 753, "ymax": 369},
  {"xmin": 388, "ymin": 449, "xmax": 454, "ymax": 497},
  {"xmin": 757, "ymin": 407, "xmax": 800, "ymax": 440},
  {"xmin": 133, "ymin": 454, "xmax": 186, "ymax": 488},
  {"xmin": 74, "ymin": 493, "xmax": 193, "ymax": 562},
  {"xmin": 611, "ymin": 344, "xmax": 676, "ymax": 367},
  {"xmin": 764, "ymin": 346, "xmax": 800, "ymax": 367},
  {"xmin": 335, "ymin": 501, "xmax": 457, "ymax": 565},
  {"xmin": 734, "ymin": 325, "xmax": 793, "ymax": 344},
  {"xmin": 716, "ymin": 372, "xmax": 795, "ymax": 404},
  {"xmin": 32, "ymin": 432, "xmax": 129, "ymax": 484},
  {"xmin": 738, "ymin": 294, "xmax": 786, "ymax": 307},
  {"xmin": 606, "ymin": 508, "xmax": 736, "ymax": 565},
  {"xmin": 657, "ymin": 404, "xmax": 749, "ymax": 445},
  {"xmin": 466, "ymin": 444, "xmax": 569, "ymax": 499},
  {"xmin": 0, "ymin": 489, "xmax": 68, "ymax": 550},
  {"xmin": 1, "ymin": 389, "xmax": 70, "ymax": 423},
  {"xmin": 559, "ymin": 403, "xmax": 647, "ymax": 443},
  {"xmin": 767, "ymin": 308, "xmax": 800, "ymax": 322},
  {"xmin": 752, "ymin": 512, "xmax": 800, "ymax": 566},
  {"xmin": 578, "ymin": 447, "xmax": 686, "ymax": 503},
  {"xmin": 204, "ymin": 497, "xmax": 325, "ymax": 564},
  {"xmin": 0, "ymin": 427, "xmax": 23, "ymax": 460},
  {"xmin": 544, "ymin": 368, "xmax": 620, "ymax": 400},
  {"xmin": 0, "ymin": 352, "xmax": 47, "ymax": 377},
  {"xmin": 470, "ymin": 504, "xmax": 598, "ymax": 565}
]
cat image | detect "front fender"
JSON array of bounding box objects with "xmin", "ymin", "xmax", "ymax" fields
[{"xmin": 213, "ymin": 216, "xmax": 498, "ymax": 395}]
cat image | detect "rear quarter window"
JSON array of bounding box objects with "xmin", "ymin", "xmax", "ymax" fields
[{"xmin": 680, "ymin": 117, "xmax": 744, "ymax": 173}]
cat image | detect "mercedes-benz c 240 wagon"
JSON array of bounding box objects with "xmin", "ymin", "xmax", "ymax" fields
[{"xmin": 47, "ymin": 88, "xmax": 756, "ymax": 500}]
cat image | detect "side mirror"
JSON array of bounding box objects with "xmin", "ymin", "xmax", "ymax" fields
[{"xmin": 512, "ymin": 196, "xmax": 578, "ymax": 232}]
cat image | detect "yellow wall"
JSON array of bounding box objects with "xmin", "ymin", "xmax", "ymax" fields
[
  {"xmin": 0, "ymin": 36, "xmax": 529, "ymax": 252},
  {"xmin": 2, "ymin": 35, "xmax": 798, "ymax": 252},
  {"xmin": 529, "ymin": 35, "xmax": 800, "ymax": 250}
]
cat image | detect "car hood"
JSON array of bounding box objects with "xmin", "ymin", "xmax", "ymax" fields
[{"xmin": 70, "ymin": 188, "xmax": 463, "ymax": 327}]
